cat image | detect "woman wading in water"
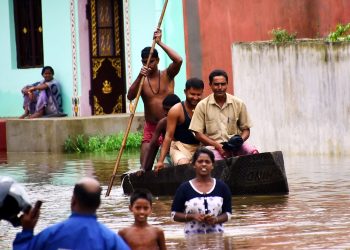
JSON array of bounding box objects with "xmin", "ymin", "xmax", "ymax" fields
[{"xmin": 171, "ymin": 147, "xmax": 232, "ymax": 234}]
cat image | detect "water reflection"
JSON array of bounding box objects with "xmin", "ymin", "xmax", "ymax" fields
[{"xmin": 1, "ymin": 152, "xmax": 350, "ymax": 249}]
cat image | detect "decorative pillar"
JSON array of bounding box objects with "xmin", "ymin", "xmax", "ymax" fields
[
  {"xmin": 123, "ymin": 0, "xmax": 132, "ymax": 113},
  {"xmin": 70, "ymin": 0, "xmax": 80, "ymax": 116}
]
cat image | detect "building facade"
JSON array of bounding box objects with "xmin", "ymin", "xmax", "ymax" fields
[
  {"xmin": 1, "ymin": 0, "xmax": 349, "ymax": 117},
  {"xmin": 0, "ymin": 0, "xmax": 186, "ymax": 117}
]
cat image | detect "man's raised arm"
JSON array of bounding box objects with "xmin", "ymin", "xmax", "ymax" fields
[{"xmin": 155, "ymin": 29, "xmax": 182, "ymax": 79}]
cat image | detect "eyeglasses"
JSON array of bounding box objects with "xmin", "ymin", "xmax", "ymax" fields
[{"xmin": 211, "ymin": 82, "xmax": 227, "ymax": 87}]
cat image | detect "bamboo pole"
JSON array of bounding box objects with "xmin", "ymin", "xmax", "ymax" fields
[{"xmin": 106, "ymin": 0, "xmax": 169, "ymax": 196}]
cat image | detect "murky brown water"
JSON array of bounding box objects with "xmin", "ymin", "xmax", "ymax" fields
[{"xmin": 1, "ymin": 151, "xmax": 350, "ymax": 249}]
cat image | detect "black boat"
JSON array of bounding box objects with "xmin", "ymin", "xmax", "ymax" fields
[{"xmin": 121, "ymin": 151, "xmax": 289, "ymax": 196}]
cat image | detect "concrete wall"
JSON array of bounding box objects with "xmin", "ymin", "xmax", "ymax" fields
[
  {"xmin": 183, "ymin": 0, "xmax": 350, "ymax": 97},
  {"xmin": 6, "ymin": 114, "xmax": 144, "ymax": 152},
  {"xmin": 232, "ymin": 41, "xmax": 350, "ymax": 155}
]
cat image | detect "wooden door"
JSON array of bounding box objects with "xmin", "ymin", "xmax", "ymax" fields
[{"xmin": 87, "ymin": 0, "xmax": 126, "ymax": 114}]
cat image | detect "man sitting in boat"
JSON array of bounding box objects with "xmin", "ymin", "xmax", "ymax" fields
[
  {"xmin": 155, "ymin": 78, "xmax": 204, "ymax": 170},
  {"xmin": 189, "ymin": 69, "xmax": 258, "ymax": 160}
]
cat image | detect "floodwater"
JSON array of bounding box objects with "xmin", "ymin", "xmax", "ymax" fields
[{"xmin": 1, "ymin": 151, "xmax": 350, "ymax": 249}]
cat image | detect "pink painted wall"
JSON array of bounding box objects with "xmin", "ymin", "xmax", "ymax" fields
[
  {"xmin": 183, "ymin": 0, "xmax": 350, "ymax": 96},
  {"xmin": 78, "ymin": 0, "xmax": 92, "ymax": 116}
]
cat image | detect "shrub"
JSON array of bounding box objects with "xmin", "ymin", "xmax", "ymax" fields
[
  {"xmin": 270, "ymin": 28, "xmax": 297, "ymax": 43},
  {"xmin": 327, "ymin": 23, "xmax": 350, "ymax": 42},
  {"xmin": 64, "ymin": 132, "xmax": 142, "ymax": 153}
]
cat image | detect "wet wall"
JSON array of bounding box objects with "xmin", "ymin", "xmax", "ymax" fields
[
  {"xmin": 232, "ymin": 41, "xmax": 350, "ymax": 155},
  {"xmin": 183, "ymin": 0, "xmax": 350, "ymax": 96}
]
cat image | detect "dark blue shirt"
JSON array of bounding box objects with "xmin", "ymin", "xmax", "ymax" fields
[{"xmin": 13, "ymin": 213, "xmax": 130, "ymax": 250}]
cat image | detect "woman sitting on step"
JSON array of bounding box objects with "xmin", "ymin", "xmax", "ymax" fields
[{"xmin": 19, "ymin": 66, "xmax": 64, "ymax": 119}]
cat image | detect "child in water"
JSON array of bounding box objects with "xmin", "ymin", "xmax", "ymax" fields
[{"xmin": 118, "ymin": 189, "xmax": 166, "ymax": 250}]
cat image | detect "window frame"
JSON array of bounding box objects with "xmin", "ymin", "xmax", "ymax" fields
[{"xmin": 13, "ymin": 0, "xmax": 44, "ymax": 68}]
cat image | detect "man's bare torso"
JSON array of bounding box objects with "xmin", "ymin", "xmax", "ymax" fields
[{"xmin": 142, "ymin": 69, "xmax": 174, "ymax": 123}]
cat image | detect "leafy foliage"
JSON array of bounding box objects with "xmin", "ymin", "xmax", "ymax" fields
[
  {"xmin": 327, "ymin": 23, "xmax": 350, "ymax": 42},
  {"xmin": 64, "ymin": 132, "xmax": 142, "ymax": 153},
  {"xmin": 270, "ymin": 28, "xmax": 297, "ymax": 43}
]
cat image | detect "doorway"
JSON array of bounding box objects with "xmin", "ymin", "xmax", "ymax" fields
[{"xmin": 87, "ymin": 0, "xmax": 126, "ymax": 114}]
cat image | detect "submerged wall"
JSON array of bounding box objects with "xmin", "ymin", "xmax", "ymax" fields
[
  {"xmin": 233, "ymin": 41, "xmax": 350, "ymax": 155},
  {"xmin": 6, "ymin": 114, "xmax": 144, "ymax": 152}
]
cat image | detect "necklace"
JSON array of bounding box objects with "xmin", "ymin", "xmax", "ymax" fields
[{"xmin": 146, "ymin": 70, "xmax": 160, "ymax": 95}]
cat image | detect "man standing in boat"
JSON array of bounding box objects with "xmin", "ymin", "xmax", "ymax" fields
[
  {"xmin": 155, "ymin": 78, "xmax": 204, "ymax": 170},
  {"xmin": 189, "ymin": 69, "xmax": 258, "ymax": 160},
  {"xmin": 127, "ymin": 28, "xmax": 183, "ymax": 167}
]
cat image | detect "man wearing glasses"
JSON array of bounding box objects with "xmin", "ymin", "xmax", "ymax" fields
[{"xmin": 189, "ymin": 69, "xmax": 258, "ymax": 160}]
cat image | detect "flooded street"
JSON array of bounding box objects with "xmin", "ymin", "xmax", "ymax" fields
[{"xmin": 1, "ymin": 151, "xmax": 350, "ymax": 249}]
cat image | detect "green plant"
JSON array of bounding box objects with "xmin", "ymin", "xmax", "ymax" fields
[
  {"xmin": 75, "ymin": 134, "xmax": 87, "ymax": 152},
  {"xmin": 270, "ymin": 28, "xmax": 297, "ymax": 43},
  {"xmin": 103, "ymin": 135, "xmax": 119, "ymax": 151},
  {"xmin": 63, "ymin": 132, "xmax": 142, "ymax": 153},
  {"xmin": 327, "ymin": 23, "xmax": 350, "ymax": 42},
  {"xmin": 64, "ymin": 136, "xmax": 81, "ymax": 153},
  {"xmin": 87, "ymin": 135, "xmax": 104, "ymax": 152},
  {"xmin": 125, "ymin": 132, "xmax": 143, "ymax": 148}
]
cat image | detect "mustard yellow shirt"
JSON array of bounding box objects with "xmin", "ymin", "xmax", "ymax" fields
[{"xmin": 189, "ymin": 93, "xmax": 252, "ymax": 143}]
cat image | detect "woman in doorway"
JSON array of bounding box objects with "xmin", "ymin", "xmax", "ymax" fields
[{"xmin": 171, "ymin": 147, "xmax": 232, "ymax": 234}]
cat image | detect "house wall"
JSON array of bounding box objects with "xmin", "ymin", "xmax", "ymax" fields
[
  {"xmin": 183, "ymin": 0, "xmax": 350, "ymax": 96},
  {"xmin": 0, "ymin": 0, "xmax": 186, "ymax": 117},
  {"xmin": 0, "ymin": 0, "xmax": 74, "ymax": 117}
]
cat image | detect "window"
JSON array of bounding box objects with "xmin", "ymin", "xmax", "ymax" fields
[{"xmin": 13, "ymin": 0, "xmax": 43, "ymax": 68}]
